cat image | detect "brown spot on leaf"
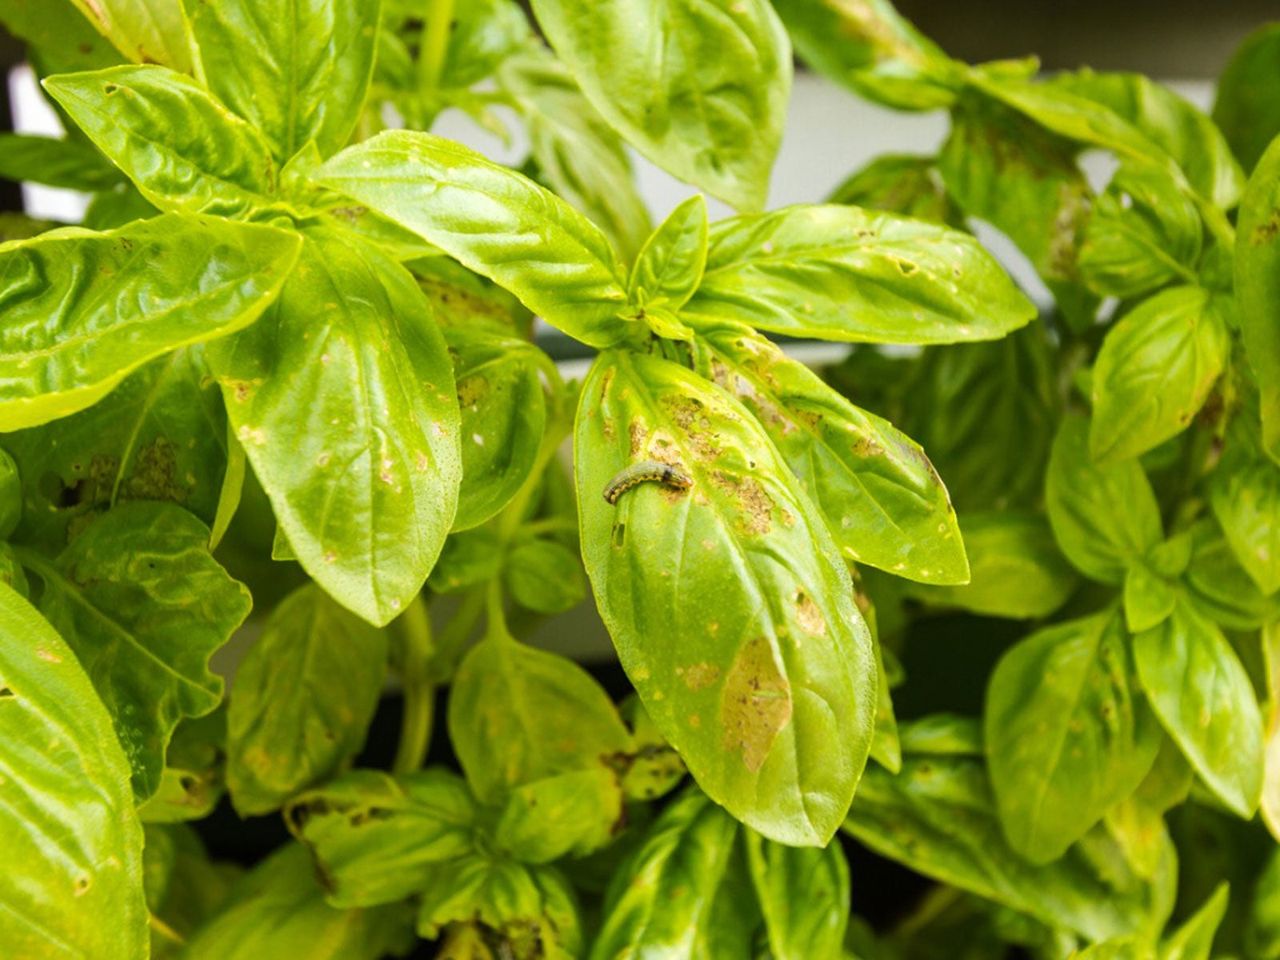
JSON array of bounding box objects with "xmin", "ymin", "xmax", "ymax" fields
[
  {"xmin": 720, "ymin": 637, "xmax": 792, "ymax": 772},
  {"xmin": 628, "ymin": 420, "xmax": 649, "ymax": 457},
  {"xmin": 794, "ymin": 589, "xmax": 826, "ymax": 637},
  {"xmin": 679, "ymin": 662, "xmax": 721, "ymax": 691},
  {"xmin": 457, "ymin": 374, "xmax": 487, "ymax": 409}
]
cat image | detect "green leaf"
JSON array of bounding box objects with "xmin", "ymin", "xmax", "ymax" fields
[
  {"xmin": 180, "ymin": 844, "xmax": 414, "ymax": 960},
  {"xmin": 869, "ymin": 639, "xmax": 901, "ymax": 775},
  {"xmin": 0, "ymin": 0, "xmax": 123, "ymax": 76},
  {"xmin": 0, "ymin": 133, "xmax": 124, "ymax": 192},
  {"xmin": 24, "ymin": 503, "xmax": 251, "ymax": 799},
  {"xmin": 1045, "ymin": 415, "xmax": 1162, "ymax": 584},
  {"xmin": 1208, "ymin": 426, "xmax": 1280, "ymax": 595},
  {"xmin": 208, "ymin": 230, "xmax": 461, "ymax": 627},
  {"xmin": 1132, "ymin": 596, "xmax": 1264, "ymax": 818},
  {"xmin": 1090, "ymin": 286, "xmax": 1228, "ymax": 463},
  {"xmin": 1183, "ymin": 518, "xmax": 1279, "ymax": 631},
  {"xmin": 939, "ymin": 90, "xmax": 1096, "ymax": 326},
  {"xmin": 844, "ymin": 719, "xmax": 1174, "ymax": 942},
  {"xmin": 0, "ymin": 214, "xmax": 300, "ymax": 431},
  {"xmin": 183, "ymin": 0, "xmax": 379, "ymax": 161},
  {"xmin": 1213, "ymin": 23, "xmax": 1280, "ymax": 172},
  {"xmin": 226, "ymin": 583, "xmax": 387, "ymax": 815},
  {"xmin": 772, "ymin": 0, "xmax": 964, "ymax": 111},
  {"xmin": 692, "ymin": 321, "xmax": 967, "ymax": 584},
  {"xmin": 143, "ymin": 823, "xmax": 238, "ymax": 955},
  {"xmin": 1236, "ymin": 135, "xmax": 1280, "ymax": 463},
  {"xmin": 1159, "ymin": 883, "xmax": 1227, "ymax": 960},
  {"xmin": 497, "ymin": 47, "xmax": 652, "ymax": 259},
  {"xmin": 3, "ymin": 347, "xmax": 229, "ymax": 550},
  {"xmin": 628, "ymin": 195, "xmax": 709, "ymax": 316},
  {"xmin": 1246, "ymin": 848, "xmax": 1280, "ymax": 959},
  {"xmin": 0, "ymin": 581, "xmax": 147, "ymax": 959},
  {"xmin": 1051, "ymin": 70, "xmax": 1244, "ymax": 210},
  {"xmin": 416, "ymin": 854, "xmax": 581, "ymax": 956},
  {"xmin": 447, "ymin": 637, "xmax": 631, "ymax": 804},
  {"xmin": 138, "ymin": 708, "xmax": 227, "ymax": 823},
  {"xmin": 576, "ymin": 350, "xmax": 875, "ymax": 846},
  {"xmin": 1079, "ymin": 165, "xmax": 1203, "ymax": 301},
  {"xmin": 1124, "ymin": 563, "xmax": 1178, "ymax": 633},
  {"xmin": 745, "ymin": 829, "xmax": 850, "ymax": 960},
  {"xmin": 589, "ymin": 788, "xmax": 757, "ymax": 959},
  {"xmin": 505, "ymin": 539, "xmax": 586, "ymax": 615},
  {"xmin": 317, "ymin": 131, "xmax": 631, "ymax": 348},
  {"xmin": 286, "ymin": 768, "xmax": 476, "ymax": 908},
  {"xmin": 985, "ymin": 608, "xmax": 1163, "ymax": 862},
  {"xmin": 493, "ymin": 767, "xmax": 623, "ymax": 864},
  {"xmin": 445, "ymin": 327, "xmax": 546, "ymax": 532},
  {"xmin": 530, "ymin": 0, "xmax": 791, "ymax": 211},
  {"xmin": 902, "ymin": 326, "xmax": 1059, "ymax": 510},
  {"xmin": 903, "ymin": 511, "xmax": 1077, "ymax": 618},
  {"xmin": 828, "ymin": 153, "xmax": 964, "ymax": 226},
  {"xmin": 45, "ymin": 66, "xmax": 280, "ymax": 217},
  {"xmin": 682, "ymin": 204, "xmax": 1036, "ymax": 344},
  {"xmin": 436, "ymin": 0, "xmax": 531, "ymax": 89},
  {"xmin": 69, "ymin": 0, "xmax": 193, "ymax": 71},
  {"xmin": 618, "ymin": 694, "xmax": 687, "ymax": 801}
]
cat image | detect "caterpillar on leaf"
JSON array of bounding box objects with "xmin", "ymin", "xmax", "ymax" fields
[{"xmin": 603, "ymin": 460, "xmax": 694, "ymax": 504}]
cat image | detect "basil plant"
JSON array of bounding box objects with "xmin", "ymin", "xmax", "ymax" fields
[{"xmin": 0, "ymin": 0, "xmax": 1277, "ymax": 957}]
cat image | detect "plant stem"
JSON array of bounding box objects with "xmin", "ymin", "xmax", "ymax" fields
[
  {"xmin": 391, "ymin": 593, "xmax": 434, "ymax": 776},
  {"xmin": 418, "ymin": 0, "xmax": 456, "ymax": 94}
]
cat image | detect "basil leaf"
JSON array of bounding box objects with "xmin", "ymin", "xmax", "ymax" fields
[
  {"xmin": 590, "ymin": 788, "xmax": 757, "ymax": 959},
  {"xmin": 68, "ymin": 0, "xmax": 193, "ymax": 72},
  {"xmin": 903, "ymin": 511, "xmax": 1077, "ymax": 619},
  {"xmin": 682, "ymin": 205, "xmax": 1036, "ymax": 344},
  {"xmin": 618, "ymin": 694, "xmax": 687, "ymax": 801},
  {"xmin": 46, "ymin": 66, "xmax": 280, "ymax": 217},
  {"xmin": 0, "ymin": 215, "xmax": 299, "ymax": 431},
  {"xmin": 844, "ymin": 720, "xmax": 1174, "ymax": 942},
  {"xmin": 985, "ymin": 608, "xmax": 1163, "ymax": 862},
  {"xmin": 1183, "ymin": 518, "xmax": 1278, "ymax": 630},
  {"xmin": 0, "ymin": 0, "xmax": 122, "ymax": 76},
  {"xmin": 3, "ymin": 347, "xmax": 229, "ymax": 549},
  {"xmin": 143, "ymin": 823, "xmax": 238, "ymax": 955},
  {"xmin": 1050, "ymin": 70, "xmax": 1244, "ymax": 210},
  {"xmin": 576, "ymin": 350, "xmax": 874, "ymax": 845},
  {"xmin": 745, "ymin": 829, "xmax": 850, "ymax": 960},
  {"xmin": 180, "ymin": 844, "xmax": 415, "ymax": 960},
  {"xmin": 25, "ymin": 502, "xmax": 251, "ymax": 799},
  {"xmin": 1208, "ymin": 425, "xmax": 1280, "ymax": 596},
  {"xmin": 497, "ymin": 47, "xmax": 652, "ymax": 259},
  {"xmin": 693, "ymin": 321, "xmax": 967, "ymax": 584},
  {"xmin": 1045, "ymin": 415, "xmax": 1162, "ymax": 584},
  {"xmin": 939, "ymin": 90, "xmax": 1096, "ymax": 327},
  {"xmin": 183, "ymin": 0, "xmax": 379, "ymax": 161},
  {"xmin": 829, "ymin": 153, "xmax": 965, "ymax": 226},
  {"xmin": 436, "ymin": 0, "xmax": 531, "ymax": 89},
  {"xmin": 1213, "ymin": 23, "xmax": 1280, "ymax": 172},
  {"xmin": 445, "ymin": 327, "xmax": 547, "ymax": 532},
  {"xmin": 1160, "ymin": 884, "xmax": 1227, "ymax": 960},
  {"xmin": 208, "ymin": 231, "xmax": 461, "ymax": 626},
  {"xmin": 493, "ymin": 767, "xmax": 623, "ymax": 864},
  {"xmin": 505, "ymin": 539, "xmax": 586, "ymax": 615},
  {"xmin": 0, "ymin": 582, "xmax": 147, "ymax": 959},
  {"xmin": 772, "ymin": 0, "xmax": 964, "ymax": 111},
  {"xmin": 1236, "ymin": 135, "xmax": 1280, "ymax": 463},
  {"xmin": 447, "ymin": 637, "xmax": 631, "ymax": 803},
  {"xmin": 530, "ymin": 0, "xmax": 790, "ymax": 211},
  {"xmin": 0, "ymin": 133, "xmax": 124, "ymax": 192},
  {"xmin": 285, "ymin": 768, "xmax": 476, "ymax": 908},
  {"xmin": 1247, "ymin": 848, "xmax": 1280, "ymax": 957},
  {"xmin": 1080, "ymin": 164, "xmax": 1203, "ymax": 299},
  {"xmin": 226, "ymin": 583, "xmax": 388, "ymax": 815},
  {"xmin": 317, "ymin": 131, "xmax": 631, "ymax": 348},
  {"xmin": 138, "ymin": 708, "xmax": 227, "ymax": 823},
  {"xmin": 629, "ymin": 195, "xmax": 709, "ymax": 316},
  {"xmin": 903, "ymin": 327, "xmax": 1059, "ymax": 511},
  {"xmin": 1132, "ymin": 596, "xmax": 1264, "ymax": 818},
  {"xmin": 1090, "ymin": 286, "xmax": 1229, "ymax": 463},
  {"xmin": 1124, "ymin": 562, "xmax": 1178, "ymax": 633},
  {"xmin": 416, "ymin": 854, "xmax": 582, "ymax": 956}
]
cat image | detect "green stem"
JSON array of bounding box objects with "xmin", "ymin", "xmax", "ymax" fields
[
  {"xmin": 431, "ymin": 587, "xmax": 487, "ymax": 679},
  {"xmin": 391, "ymin": 593, "xmax": 434, "ymax": 776},
  {"xmin": 484, "ymin": 577, "xmax": 511, "ymax": 642},
  {"xmin": 418, "ymin": 0, "xmax": 456, "ymax": 94}
]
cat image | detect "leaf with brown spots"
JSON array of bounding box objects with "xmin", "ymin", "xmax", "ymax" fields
[
  {"xmin": 1236, "ymin": 134, "xmax": 1280, "ymax": 463},
  {"xmin": 576, "ymin": 350, "xmax": 875, "ymax": 846},
  {"xmin": 693, "ymin": 321, "xmax": 967, "ymax": 584}
]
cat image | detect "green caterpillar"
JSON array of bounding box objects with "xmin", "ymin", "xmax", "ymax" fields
[{"xmin": 603, "ymin": 460, "xmax": 694, "ymax": 504}]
